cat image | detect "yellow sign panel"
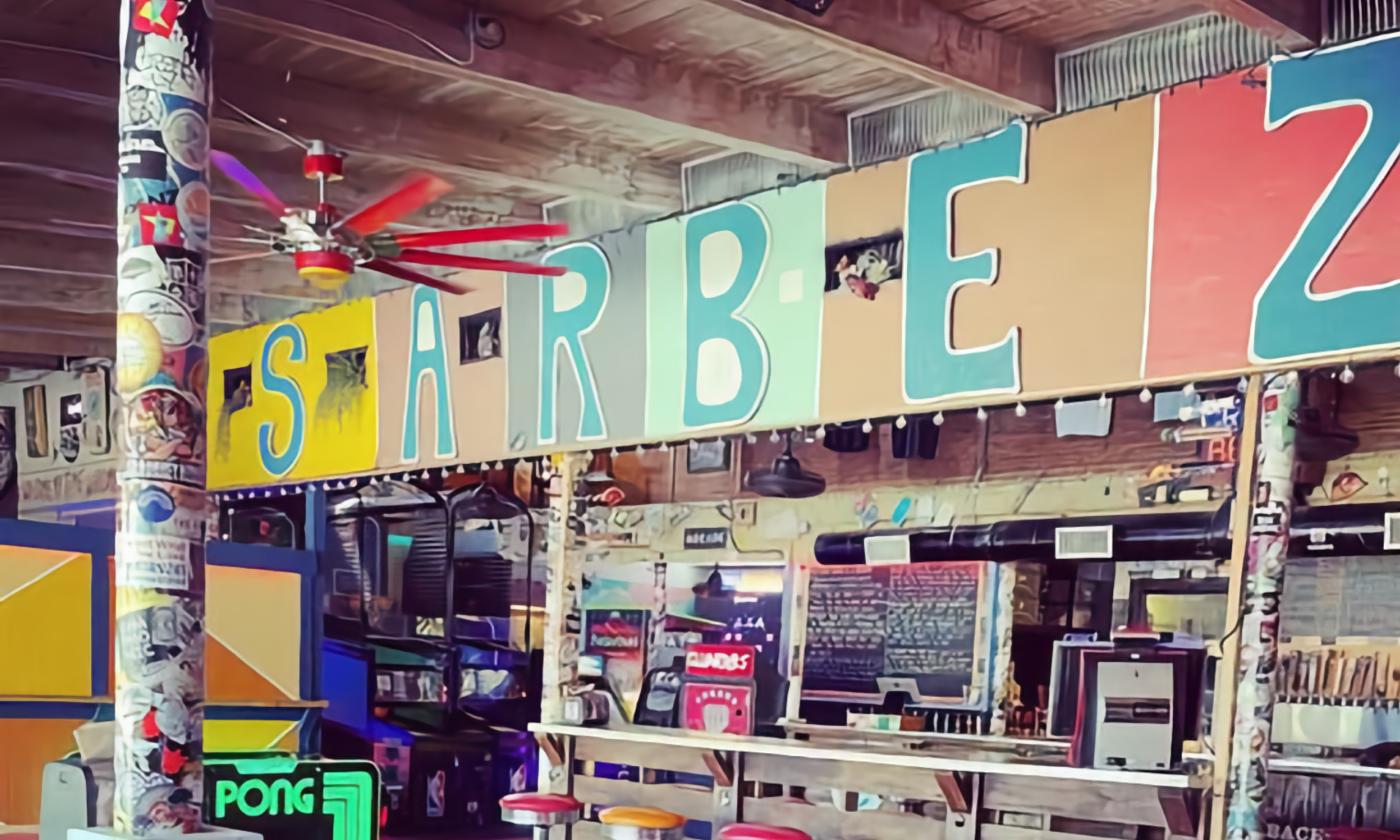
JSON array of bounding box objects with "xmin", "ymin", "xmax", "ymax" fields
[{"xmin": 207, "ymin": 300, "xmax": 378, "ymax": 488}]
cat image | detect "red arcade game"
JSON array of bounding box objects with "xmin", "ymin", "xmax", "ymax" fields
[{"xmin": 680, "ymin": 643, "xmax": 758, "ymax": 736}]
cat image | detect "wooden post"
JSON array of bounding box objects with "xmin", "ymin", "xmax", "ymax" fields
[
  {"xmin": 115, "ymin": 0, "xmax": 212, "ymax": 834},
  {"xmin": 1209, "ymin": 374, "xmax": 1262, "ymax": 840},
  {"xmin": 542, "ymin": 452, "xmax": 589, "ymax": 724},
  {"xmin": 1224, "ymin": 373, "xmax": 1301, "ymax": 840}
]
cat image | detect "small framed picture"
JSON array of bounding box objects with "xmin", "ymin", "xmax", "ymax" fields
[{"xmin": 687, "ymin": 439, "xmax": 731, "ymax": 474}]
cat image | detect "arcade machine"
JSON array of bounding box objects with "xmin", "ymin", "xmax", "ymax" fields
[
  {"xmin": 317, "ymin": 479, "xmax": 541, "ymax": 835},
  {"xmin": 678, "ymin": 644, "xmax": 759, "ymax": 736}
]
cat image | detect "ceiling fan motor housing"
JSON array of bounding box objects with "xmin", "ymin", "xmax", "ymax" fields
[
  {"xmin": 295, "ymin": 249, "xmax": 354, "ymax": 289},
  {"xmin": 303, "ymin": 142, "xmax": 345, "ymax": 181}
]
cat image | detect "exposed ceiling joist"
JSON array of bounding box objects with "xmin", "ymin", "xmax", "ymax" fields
[
  {"xmin": 219, "ymin": 0, "xmax": 849, "ymax": 167},
  {"xmin": 695, "ymin": 0, "xmax": 1056, "ymax": 114},
  {"xmin": 0, "ymin": 331, "xmax": 112, "ymax": 360},
  {"xmin": 1202, "ymin": 0, "xmax": 1321, "ymax": 48},
  {"xmin": 0, "ymin": 19, "xmax": 678, "ymax": 210}
]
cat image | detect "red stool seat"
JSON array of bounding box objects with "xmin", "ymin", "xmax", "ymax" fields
[
  {"xmin": 500, "ymin": 793, "xmax": 583, "ymax": 827},
  {"xmin": 718, "ymin": 825, "xmax": 811, "ymax": 840}
]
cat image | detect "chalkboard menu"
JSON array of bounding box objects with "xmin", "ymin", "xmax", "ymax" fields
[
  {"xmin": 803, "ymin": 561, "xmax": 989, "ymax": 704},
  {"xmin": 1282, "ymin": 556, "xmax": 1400, "ymax": 641}
]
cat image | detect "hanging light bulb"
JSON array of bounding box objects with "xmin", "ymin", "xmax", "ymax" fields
[
  {"xmin": 976, "ymin": 407, "xmax": 988, "ymax": 422},
  {"xmin": 609, "ymin": 446, "xmax": 619, "ymax": 458},
  {"xmin": 1099, "ymin": 393, "xmax": 1109, "ymax": 407},
  {"xmin": 933, "ymin": 411, "xmax": 945, "ymax": 426},
  {"xmin": 1182, "ymin": 382, "xmax": 1196, "ymax": 397},
  {"xmin": 1394, "ymin": 362, "xmax": 1400, "ymax": 379},
  {"xmin": 456, "ymin": 464, "xmax": 466, "ymax": 474},
  {"xmin": 861, "ymin": 419, "xmax": 873, "ymax": 433},
  {"xmin": 494, "ymin": 461, "xmax": 505, "ymax": 471},
  {"xmin": 745, "ymin": 433, "xmax": 756, "ymax": 444},
  {"xmin": 1139, "ymin": 387, "xmax": 1152, "ymax": 403},
  {"xmin": 770, "ymin": 429, "xmax": 781, "ymax": 442},
  {"xmin": 895, "ymin": 415, "xmax": 907, "ymax": 429},
  {"xmin": 1339, "ymin": 364, "xmax": 1356, "ymax": 384},
  {"xmin": 689, "ymin": 439, "xmax": 699, "ymax": 450},
  {"xmin": 1014, "ymin": 402, "xmax": 1027, "ymax": 417},
  {"xmin": 1054, "ymin": 398, "xmax": 1065, "ymax": 412},
  {"xmin": 815, "ymin": 425, "xmax": 827, "ymax": 440},
  {"xmin": 418, "ymin": 470, "xmax": 428, "ymax": 480},
  {"xmin": 1237, "ymin": 376, "xmax": 1248, "ymax": 391},
  {"xmin": 279, "ymin": 487, "xmax": 288, "ymax": 496}
]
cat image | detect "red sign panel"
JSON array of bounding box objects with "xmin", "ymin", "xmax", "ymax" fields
[
  {"xmin": 680, "ymin": 683, "xmax": 755, "ymax": 736},
  {"xmin": 684, "ymin": 644, "xmax": 756, "ymax": 679}
]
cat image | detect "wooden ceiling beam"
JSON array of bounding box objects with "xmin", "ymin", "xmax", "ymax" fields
[
  {"xmin": 218, "ymin": 0, "xmax": 849, "ymax": 167},
  {"xmin": 1201, "ymin": 0, "xmax": 1321, "ymax": 48},
  {"xmin": 694, "ymin": 0, "xmax": 1056, "ymax": 114},
  {"xmin": 0, "ymin": 19, "xmax": 679, "ymax": 210},
  {"xmin": 0, "ymin": 330, "xmax": 113, "ymax": 360}
]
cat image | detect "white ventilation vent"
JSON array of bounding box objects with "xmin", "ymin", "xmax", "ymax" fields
[
  {"xmin": 864, "ymin": 534, "xmax": 912, "ymax": 566},
  {"xmin": 1385, "ymin": 512, "xmax": 1400, "ymax": 551},
  {"xmin": 1057, "ymin": 14, "xmax": 1278, "ymax": 114},
  {"xmin": 1329, "ymin": 0, "xmax": 1400, "ymax": 43},
  {"xmin": 1056, "ymin": 525, "xmax": 1114, "ymax": 559},
  {"xmin": 682, "ymin": 152, "xmax": 818, "ymax": 211},
  {"xmin": 848, "ymin": 91, "xmax": 1015, "ymax": 168}
]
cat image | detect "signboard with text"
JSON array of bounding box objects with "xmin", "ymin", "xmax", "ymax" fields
[{"xmin": 205, "ymin": 757, "xmax": 379, "ymax": 840}]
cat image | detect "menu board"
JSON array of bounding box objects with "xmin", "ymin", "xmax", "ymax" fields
[
  {"xmin": 1283, "ymin": 556, "xmax": 1400, "ymax": 641},
  {"xmin": 803, "ymin": 561, "xmax": 989, "ymax": 704}
]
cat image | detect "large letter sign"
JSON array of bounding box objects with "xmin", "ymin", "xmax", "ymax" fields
[
  {"xmin": 1250, "ymin": 36, "xmax": 1400, "ymax": 362},
  {"xmin": 538, "ymin": 242, "xmax": 610, "ymax": 444},
  {"xmin": 683, "ymin": 202, "xmax": 770, "ymax": 430},
  {"xmin": 903, "ymin": 122, "xmax": 1027, "ymax": 403},
  {"xmin": 258, "ymin": 321, "xmax": 307, "ymax": 477},
  {"xmin": 401, "ymin": 286, "xmax": 456, "ymax": 462}
]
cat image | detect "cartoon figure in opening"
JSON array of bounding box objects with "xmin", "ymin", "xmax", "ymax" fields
[{"xmin": 833, "ymin": 248, "xmax": 895, "ymax": 300}]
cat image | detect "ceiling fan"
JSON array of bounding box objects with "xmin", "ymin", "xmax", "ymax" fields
[{"xmin": 209, "ymin": 141, "xmax": 567, "ymax": 294}]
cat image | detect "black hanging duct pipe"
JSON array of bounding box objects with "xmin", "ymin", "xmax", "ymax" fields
[{"xmin": 812, "ymin": 501, "xmax": 1400, "ymax": 565}]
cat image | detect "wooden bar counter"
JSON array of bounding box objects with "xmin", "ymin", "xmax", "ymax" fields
[{"xmin": 530, "ymin": 722, "xmax": 1209, "ymax": 840}]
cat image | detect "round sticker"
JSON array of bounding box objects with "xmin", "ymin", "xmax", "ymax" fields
[
  {"xmin": 161, "ymin": 109, "xmax": 209, "ymax": 171},
  {"xmin": 116, "ymin": 313, "xmax": 165, "ymax": 395},
  {"xmin": 175, "ymin": 181, "xmax": 209, "ymax": 250},
  {"xmin": 136, "ymin": 485, "xmax": 176, "ymax": 524},
  {"xmin": 125, "ymin": 289, "xmax": 196, "ymax": 348}
]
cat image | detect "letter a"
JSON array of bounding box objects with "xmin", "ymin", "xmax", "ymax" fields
[{"xmin": 402, "ymin": 285, "xmax": 456, "ymax": 462}]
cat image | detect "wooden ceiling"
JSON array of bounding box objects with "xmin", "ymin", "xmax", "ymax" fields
[{"xmin": 0, "ymin": 0, "xmax": 1320, "ymax": 370}]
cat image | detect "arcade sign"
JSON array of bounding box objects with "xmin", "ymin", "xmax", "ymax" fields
[{"xmin": 205, "ymin": 756, "xmax": 380, "ymax": 840}]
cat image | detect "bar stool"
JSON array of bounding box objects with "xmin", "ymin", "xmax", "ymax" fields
[
  {"xmin": 500, "ymin": 793, "xmax": 583, "ymax": 839},
  {"xmin": 597, "ymin": 805, "xmax": 686, "ymax": 840},
  {"xmin": 718, "ymin": 825, "xmax": 812, "ymax": 840}
]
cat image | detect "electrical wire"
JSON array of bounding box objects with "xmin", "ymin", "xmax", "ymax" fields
[
  {"xmin": 303, "ymin": 0, "xmax": 473, "ymax": 66},
  {"xmin": 219, "ymin": 100, "xmax": 309, "ymax": 150}
]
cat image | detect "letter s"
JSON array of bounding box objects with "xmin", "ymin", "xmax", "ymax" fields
[{"xmin": 258, "ymin": 321, "xmax": 307, "ymax": 477}]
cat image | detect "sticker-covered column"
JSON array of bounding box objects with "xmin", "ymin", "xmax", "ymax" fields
[
  {"xmin": 115, "ymin": 0, "xmax": 212, "ymax": 834},
  {"xmin": 1226, "ymin": 372, "xmax": 1300, "ymax": 840}
]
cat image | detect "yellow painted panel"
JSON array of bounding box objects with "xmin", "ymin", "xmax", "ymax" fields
[
  {"xmin": 207, "ymin": 566, "xmax": 301, "ymax": 700},
  {"xmin": 205, "ymin": 718, "xmax": 300, "ymax": 753},
  {"xmin": 0, "ymin": 546, "xmax": 84, "ymax": 602},
  {"xmin": 0, "ymin": 556, "xmax": 89, "ymax": 697},
  {"xmin": 207, "ymin": 299, "xmax": 378, "ymax": 488}
]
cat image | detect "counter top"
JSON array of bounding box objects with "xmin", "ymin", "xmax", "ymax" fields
[{"xmin": 530, "ymin": 722, "xmax": 1207, "ymax": 789}]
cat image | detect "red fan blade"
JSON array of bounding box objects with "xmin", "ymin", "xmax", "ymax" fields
[
  {"xmin": 395, "ymin": 249, "xmax": 567, "ymax": 277},
  {"xmin": 335, "ymin": 173, "xmax": 454, "ymax": 238},
  {"xmin": 390, "ymin": 223, "xmax": 569, "ymax": 249},
  {"xmin": 364, "ymin": 258, "xmax": 472, "ymax": 295},
  {"xmin": 210, "ymin": 150, "xmax": 287, "ymax": 218}
]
